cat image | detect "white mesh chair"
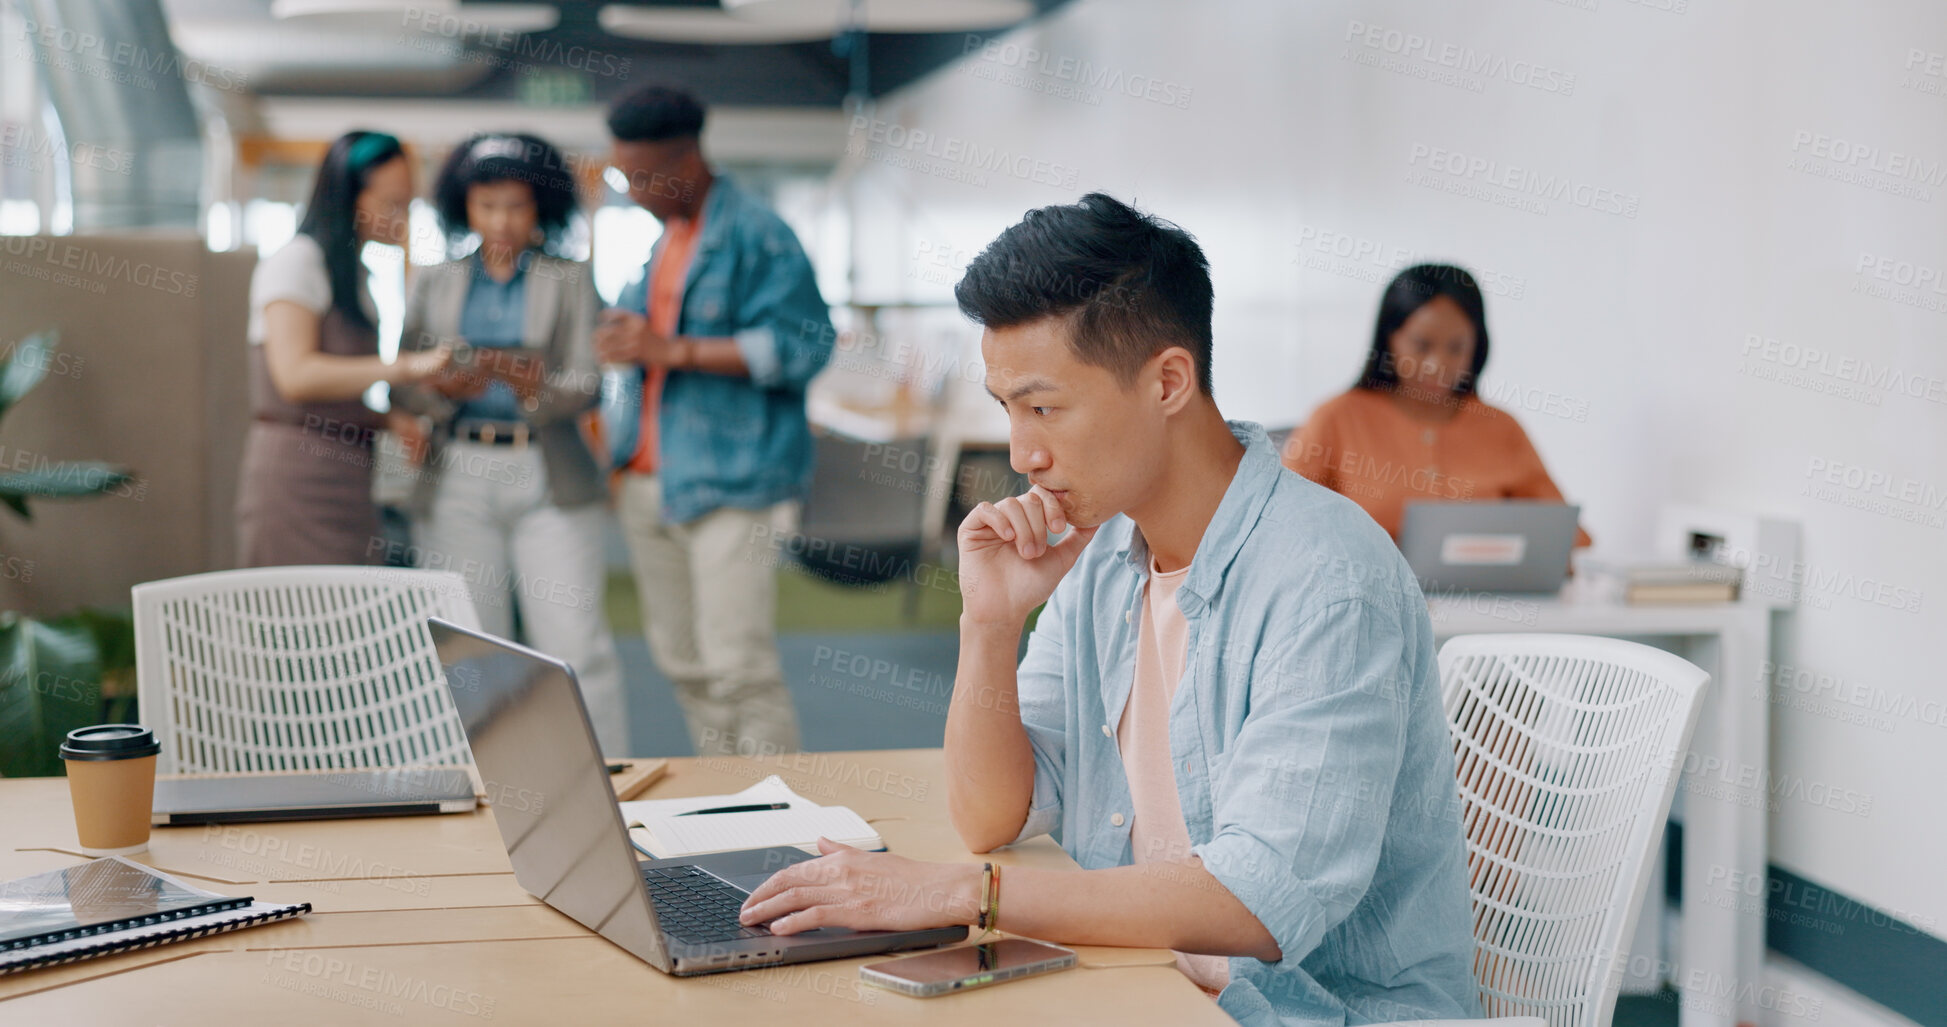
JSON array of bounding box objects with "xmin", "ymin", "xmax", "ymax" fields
[
  {"xmin": 133, "ymin": 566, "xmax": 482, "ymax": 774},
  {"xmin": 1438, "ymin": 634, "xmax": 1709, "ymax": 1027}
]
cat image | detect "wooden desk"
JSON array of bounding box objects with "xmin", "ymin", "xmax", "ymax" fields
[{"xmin": 1, "ymin": 749, "xmax": 1226, "ymax": 1024}]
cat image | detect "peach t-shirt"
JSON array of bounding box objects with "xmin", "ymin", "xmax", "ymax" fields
[
  {"xmin": 1116, "ymin": 555, "xmax": 1229, "ymax": 996},
  {"xmin": 1282, "ymin": 388, "xmax": 1592, "ymax": 546}
]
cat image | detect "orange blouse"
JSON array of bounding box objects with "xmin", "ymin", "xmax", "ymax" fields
[{"xmin": 1282, "ymin": 388, "xmax": 1592, "ymax": 546}]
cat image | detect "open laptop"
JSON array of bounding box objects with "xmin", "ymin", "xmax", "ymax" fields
[
  {"xmin": 1400, "ymin": 501, "xmax": 1580, "ymax": 595},
  {"xmin": 427, "ymin": 616, "xmax": 965, "ymax": 975}
]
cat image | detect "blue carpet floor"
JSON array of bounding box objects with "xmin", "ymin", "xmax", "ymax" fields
[{"xmin": 618, "ymin": 631, "xmax": 958, "ymax": 758}]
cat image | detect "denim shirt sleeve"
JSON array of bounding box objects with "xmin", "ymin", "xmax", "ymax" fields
[
  {"xmin": 615, "ymin": 267, "xmax": 647, "ymax": 315},
  {"xmin": 728, "ymin": 215, "xmax": 834, "ymax": 392},
  {"xmin": 1190, "ymin": 596, "xmax": 1414, "ymax": 967},
  {"xmin": 1009, "ymin": 583, "xmax": 1072, "ymax": 846}
]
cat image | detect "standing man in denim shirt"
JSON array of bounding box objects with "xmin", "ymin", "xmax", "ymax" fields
[
  {"xmin": 595, "ymin": 85, "xmax": 834, "ymax": 757},
  {"xmin": 736, "ymin": 195, "xmax": 1480, "ymax": 1025}
]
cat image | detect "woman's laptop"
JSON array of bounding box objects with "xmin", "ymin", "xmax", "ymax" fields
[
  {"xmin": 426, "ymin": 617, "xmax": 965, "ymax": 975},
  {"xmin": 1400, "ymin": 500, "xmax": 1581, "ymax": 595}
]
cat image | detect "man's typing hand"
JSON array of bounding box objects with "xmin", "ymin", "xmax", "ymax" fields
[{"xmin": 737, "ymin": 838, "xmax": 980, "ymax": 936}]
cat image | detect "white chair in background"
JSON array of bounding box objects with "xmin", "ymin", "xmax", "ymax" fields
[
  {"xmin": 1437, "ymin": 633, "xmax": 1710, "ymax": 1027},
  {"xmin": 133, "ymin": 566, "xmax": 482, "ymax": 775}
]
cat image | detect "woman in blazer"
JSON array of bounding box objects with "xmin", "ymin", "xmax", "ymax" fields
[{"xmin": 392, "ymin": 133, "xmax": 627, "ymax": 756}]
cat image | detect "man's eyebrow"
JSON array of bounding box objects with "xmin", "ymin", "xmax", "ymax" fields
[{"xmin": 984, "ymin": 377, "xmax": 1059, "ymax": 403}]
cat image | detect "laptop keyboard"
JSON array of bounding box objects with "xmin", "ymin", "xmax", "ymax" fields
[{"xmin": 643, "ymin": 865, "xmax": 773, "ymax": 944}]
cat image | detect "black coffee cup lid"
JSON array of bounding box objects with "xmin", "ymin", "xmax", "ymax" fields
[{"xmin": 59, "ymin": 724, "xmax": 160, "ymax": 761}]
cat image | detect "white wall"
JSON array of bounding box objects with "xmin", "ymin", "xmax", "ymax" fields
[{"xmin": 835, "ymin": 0, "xmax": 1947, "ymax": 940}]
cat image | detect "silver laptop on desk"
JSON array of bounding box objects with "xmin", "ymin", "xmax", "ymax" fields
[
  {"xmin": 1400, "ymin": 501, "xmax": 1580, "ymax": 595},
  {"xmin": 427, "ymin": 617, "xmax": 965, "ymax": 976},
  {"xmin": 152, "ymin": 768, "xmax": 476, "ymax": 825}
]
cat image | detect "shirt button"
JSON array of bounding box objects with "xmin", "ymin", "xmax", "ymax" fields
[
  {"xmin": 1184, "ymin": 758, "xmax": 1194, "ymax": 774},
  {"xmin": 1110, "ymin": 812, "xmax": 1126, "ymax": 827},
  {"xmin": 1101, "ymin": 724, "xmax": 1113, "ymax": 738},
  {"xmin": 1125, "ymin": 608, "xmax": 1133, "ymax": 624}
]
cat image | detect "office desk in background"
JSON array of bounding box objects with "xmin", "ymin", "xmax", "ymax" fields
[
  {"xmin": 1429, "ymin": 594, "xmax": 1774, "ymax": 1027},
  {"xmin": 0, "ymin": 749, "xmax": 1225, "ymax": 1025}
]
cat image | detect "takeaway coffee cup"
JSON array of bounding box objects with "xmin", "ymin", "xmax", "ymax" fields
[{"xmin": 60, "ymin": 724, "xmax": 160, "ymax": 856}]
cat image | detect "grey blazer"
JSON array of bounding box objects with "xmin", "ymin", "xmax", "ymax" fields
[{"xmin": 394, "ymin": 254, "xmax": 606, "ymax": 514}]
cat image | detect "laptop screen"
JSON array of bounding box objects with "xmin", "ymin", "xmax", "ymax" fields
[{"xmin": 429, "ymin": 618, "xmax": 669, "ymax": 968}]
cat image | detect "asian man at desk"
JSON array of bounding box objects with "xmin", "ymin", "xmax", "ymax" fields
[
  {"xmin": 736, "ymin": 194, "xmax": 1483, "ymax": 1025},
  {"xmin": 1281, "ymin": 262, "xmax": 1594, "ymax": 548}
]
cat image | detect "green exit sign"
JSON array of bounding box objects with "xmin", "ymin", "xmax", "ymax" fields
[{"xmin": 518, "ymin": 70, "xmax": 590, "ymax": 106}]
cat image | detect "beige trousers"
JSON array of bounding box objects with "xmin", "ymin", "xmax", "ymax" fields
[
  {"xmin": 615, "ymin": 474, "xmax": 801, "ymax": 755},
  {"xmin": 416, "ymin": 442, "xmax": 627, "ymax": 758}
]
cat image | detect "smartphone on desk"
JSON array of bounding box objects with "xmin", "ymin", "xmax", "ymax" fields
[{"xmin": 859, "ymin": 938, "xmax": 1077, "ymax": 998}]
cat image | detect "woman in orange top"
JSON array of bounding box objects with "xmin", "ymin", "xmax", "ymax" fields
[{"xmin": 1283, "ymin": 263, "xmax": 1591, "ymax": 546}]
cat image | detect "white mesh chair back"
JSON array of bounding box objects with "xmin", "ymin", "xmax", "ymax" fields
[
  {"xmin": 1439, "ymin": 634, "xmax": 1709, "ymax": 1027},
  {"xmin": 133, "ymin": 567, "xmax": 483, "ymax": 774}
]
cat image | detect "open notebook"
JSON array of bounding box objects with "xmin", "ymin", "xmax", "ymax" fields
[{"xmin": 618, "ymin": 775, "xmax": 882, "ymax": 860}]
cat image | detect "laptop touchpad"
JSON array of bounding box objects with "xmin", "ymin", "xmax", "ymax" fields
[{"xmin": 720, "ymin": 872, "xmax": 773, "ymax": 896}]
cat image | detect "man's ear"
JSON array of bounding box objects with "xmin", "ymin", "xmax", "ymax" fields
[{"xmin": 1153, "ymin": 345, "xmax": 1200, "ymax": 415}]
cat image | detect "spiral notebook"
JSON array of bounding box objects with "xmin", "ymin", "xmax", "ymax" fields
[{"xmin": 0, "ymin": 856, "xmax": 310, "ymax": 975}]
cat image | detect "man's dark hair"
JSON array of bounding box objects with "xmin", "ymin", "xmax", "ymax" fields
[
  {"xmin": 607, "ymin": 85, "xmax": 706, "ymax": 143},
  {"xmin": 954, "ymin": 193, "xmax": 1215, "ymax": 394},
  {"xmin": 1355, "ymin": 263, "xmax": 1491, "ymax": 397},
  {"xmin": 432, "ymin": 133, "xmax": 580, "ymax": 257}
]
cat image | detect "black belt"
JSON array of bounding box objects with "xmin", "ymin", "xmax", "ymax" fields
[{"xmin": 450, "ymin": 420, "xmax": 531, "ymax": 447}]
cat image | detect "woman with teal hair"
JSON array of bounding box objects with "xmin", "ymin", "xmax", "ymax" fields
[{"xmin": 237, "ymin": 130, "xmax": 450, "ymax": 566}]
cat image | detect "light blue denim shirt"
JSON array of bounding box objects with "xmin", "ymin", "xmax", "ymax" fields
[
  {"xmin": 1011, "ymin": 420, "xmax": 1481, "ymax": 1026},
  {"xmin": 601, "ymin": 176, "xmax": 835, "ymax": 524}
]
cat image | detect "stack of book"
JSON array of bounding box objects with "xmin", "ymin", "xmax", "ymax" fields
[{"xmin": 1579, "ymin": 557, "xmax": 1743, "ymax": 604}]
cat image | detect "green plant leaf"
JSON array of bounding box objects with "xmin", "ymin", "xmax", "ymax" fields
[
  {"xmin": 69, "ymin": 607, "xmax": 137, "ymax": 704},
  {"xmin": 0, "ymin": 463, "xmax": 134, "ymax": 500},
  {"xmin": 0, "ymin": 331, "xmax": 55, "ymax": 420},
  {"xmin": 0, "ymin": 612, "xmax": 105, "ymax": 778},
  {"xmin": 71, "ymin": 607, "xmax": 136, "ymax": 674}
]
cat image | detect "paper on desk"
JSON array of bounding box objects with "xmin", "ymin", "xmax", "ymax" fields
[
  {"xmin": 619, "ymin": 775, "xmax": 881, "ymax": 858},
  {"xmin": 642, "ymin": 806, "xmax": 881, "ymax": 858},
  {"xmin": 617, "ymin": 774, "xmax": 807, "ymax": 826}
]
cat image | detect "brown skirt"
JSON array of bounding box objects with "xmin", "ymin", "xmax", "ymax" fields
[{"xmin": 235, "ymin": 421, "xmax": 384, "ymax": 567}]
